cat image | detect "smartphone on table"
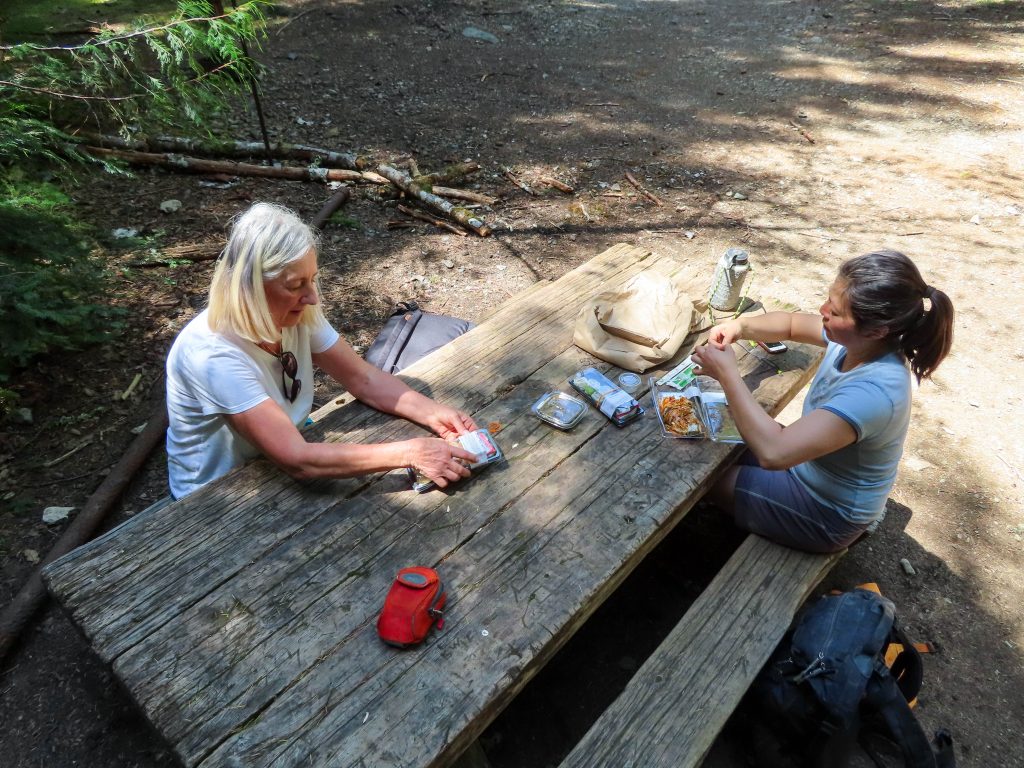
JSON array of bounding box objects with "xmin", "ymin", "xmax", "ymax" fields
[{"xmin": 756, "ymin": 340, "xmax": 788, "ymax": 354}]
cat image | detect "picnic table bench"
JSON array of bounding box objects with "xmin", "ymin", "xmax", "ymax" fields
[{"xmin": 43, "ymin": 244, "xmax": 825, "ymax": 768}]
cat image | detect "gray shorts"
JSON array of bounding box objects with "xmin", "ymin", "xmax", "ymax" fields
[{"xmin": 733, "ymin": 452, "xmax": 866, "ymax": 554}]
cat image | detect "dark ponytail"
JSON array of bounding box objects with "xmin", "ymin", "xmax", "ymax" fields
[{"xmin": 838, "ymin": 250, "xmax": 954, "ymax": 383}]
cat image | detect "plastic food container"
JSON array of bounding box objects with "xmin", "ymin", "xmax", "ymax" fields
[
  {"xmin": 531, "ymin": 391, "xmax": 588, "ymax": 430},
  {"xmin": 617, "ymin": 372, "xmax": 642, "ymax": 395},
  {"xmin": 649, "ymin": 376, "xmax": 744, "ymax": 443}
]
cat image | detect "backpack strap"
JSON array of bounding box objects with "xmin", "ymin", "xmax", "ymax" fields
[
  {"xmin": 378, "ymin": 303, "xmax": 423, "ymax": 374},
  {"xmin": 864, "ymin": 663, "xmax": 956, "ymax": 768},
  {"xmin": 888, "ymin": 623, "xmax": 925, "ymax": 705}
]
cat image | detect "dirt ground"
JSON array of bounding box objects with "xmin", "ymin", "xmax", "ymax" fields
[{"xmin": 2, "ymin": 0, "xmax": 1023, "ymax": 765}]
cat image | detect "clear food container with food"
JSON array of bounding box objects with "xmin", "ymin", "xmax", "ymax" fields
[{"xmin": 649, "ymin": 376, "xmax": 744, "ymax": 443}]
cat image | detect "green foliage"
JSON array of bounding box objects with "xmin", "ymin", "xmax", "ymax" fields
[
  {"xmin": 0, "ymin": 1, "xmax": 268, "ymax": 165},
  {"xmin": 0, "ymin": 180, "xmax": 124, "ymax": 381}
]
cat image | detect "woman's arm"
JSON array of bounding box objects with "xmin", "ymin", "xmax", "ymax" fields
[
  {"xmin": 224, "ymin": 399, "xmax": 477, "ymax": 487},
  {"xmin": 312, "ymin": 338, "xmax": 476, "ymax": 439},
  {"xmin": 709, "ymin": 311, "xmax": 825, "ymax": 348},
  {"xmin": 690, "ymin": 342, "xmax": 856, "ymax": 470}
]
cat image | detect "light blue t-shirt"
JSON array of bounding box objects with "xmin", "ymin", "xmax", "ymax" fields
[{"xmin": 791, "ymin": 340, "xmax": 912, "ymax": 525}]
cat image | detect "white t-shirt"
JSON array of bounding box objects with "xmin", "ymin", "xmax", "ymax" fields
[{"xmin": 165, "ymin": 309, "xmax": 340, "ymax": 499}]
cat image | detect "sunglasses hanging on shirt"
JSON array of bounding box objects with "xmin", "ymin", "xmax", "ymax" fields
[{"xmin": 276, "ymin": 350, "xmax": 301, "ymax": 403}]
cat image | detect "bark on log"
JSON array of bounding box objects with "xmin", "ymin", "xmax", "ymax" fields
[
  {"xmin": 431, "ymin": 186, "xmax": 498, "ymax": 205},
  {"xmin": 310, "ymin": 187, "xmax": 352, "ymax": 231},
  {"xmin": 76, "ymin": 132, "xmax": 362, "ymax": 169},
  {"xmin": 378, "ymin": 164, "xmax": 491, "ymax": 237},
  {"xmin": 0, "ymin": 397, "xmax": 169, "ymax": 664},
  {"xmin": 83, "ymin": 146, "xmax": 388, "ymax": 184},
  {"xmin": 412, "ymin": 161, "xmax": 480, "ymax": 188}
]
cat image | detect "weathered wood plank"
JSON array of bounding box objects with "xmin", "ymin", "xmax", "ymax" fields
[
  {"xmin": 43, "ymin": 245, "xmax": 663, "ymax": 658},
  {"xmin": 557, "ymin": 535, "xmax": 842, "ymax": 768},
  {"xmin": 187, "ymin": 355, "xmax": 811, "ymax": 767},
  {"xmin": 40, "ymin": 243, "xmax": 825, "ymax": 768}
]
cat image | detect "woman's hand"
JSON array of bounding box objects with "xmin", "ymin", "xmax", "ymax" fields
[
  {"xmin": 404, "ymin": 437, "xmax": 477, "ymax": 488},
  {"xmin": 707, "ymin": 319, "xmax": 744, "ymax": 348},
  {"xmin": 691, "ymin": 341, "xmax": 740, "ymax": 383},
  {"xmin": 422, "ymin": 403, "xmax": 477, "ymax": 441}
]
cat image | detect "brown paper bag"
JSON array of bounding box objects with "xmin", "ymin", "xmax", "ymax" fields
[{"xmin": 573, "ymin": 269, "xmax": 703, "ymax": 373}]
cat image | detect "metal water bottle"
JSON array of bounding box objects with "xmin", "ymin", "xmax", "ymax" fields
[{"xmin": 709, "ymin": 248, "xmax": 751, "ymax": 312}]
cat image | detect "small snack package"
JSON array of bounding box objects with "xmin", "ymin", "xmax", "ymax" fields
[
  {"xmin": 377, "ymin": 566, "xmax": 446, "ymax": 647},
  {"xmin": 569, "ymin": 367, "xmax": 644, "ymax": 427},
  {"xmin": 407, "ymin": 428, "xmax": 504, "ymax": 492}
]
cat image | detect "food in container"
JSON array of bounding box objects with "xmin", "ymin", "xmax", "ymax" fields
[
  {"xmin": 649, "ymin": 376, "xmax": 744, "ymax": 443},
  {"xmin": 569, "ymin": 367, "xmax": 644, "ymax": 427},
  {"xmin": 408, "ymin": 428, "xmax": 504, "ymax": 492},
  {"xmin": 656, "ymin": 390, "xmax": 705, "ymax": 438},
  {"xmin": 531, "ymin": 391, "xmax": 588, "ymax": 429}
]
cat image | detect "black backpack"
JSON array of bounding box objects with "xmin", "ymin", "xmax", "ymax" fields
[
  {"xmin": 743, "ymin": 586, "xmax": 956, "ymax": 768},
  {"xmin": 364, "ymin": 301, "xmax": 474, "ymax": 374}
]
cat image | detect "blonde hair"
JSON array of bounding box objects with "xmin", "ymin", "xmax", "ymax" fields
[{"xmin": 207, "ymin": 202, "xmax": 324, "ymax": 343}]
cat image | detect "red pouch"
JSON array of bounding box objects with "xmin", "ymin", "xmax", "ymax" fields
[{"xmin": 377, "ymin": 566, "xmax": 447, "ymax": 648}]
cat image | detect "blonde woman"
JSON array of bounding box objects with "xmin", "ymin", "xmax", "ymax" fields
[{"xmin": 165, "ymin": 202, "xmax": 477, "ymax": 499}]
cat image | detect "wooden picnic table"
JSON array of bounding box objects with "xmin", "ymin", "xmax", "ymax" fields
[{"xmin": 44, "ymin": 244, "xmax": 823, "ymax": 768}]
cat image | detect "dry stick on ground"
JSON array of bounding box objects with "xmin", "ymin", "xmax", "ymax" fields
[
  {"xmin": 82, "ymin": 146, "xmax": 387, "ymax": 184},
  {"xmin": 0, "ymin": 398, "xmax": 170, "ymax": 664},
  {"xmin": 624, "ymin": 171, "xmax": 663, "ymax": 206},
  {"xmin": 378, "ymin": 164, "xmax": 492, "ymax": 236},
  {"xmin": 396, "ymin": 203, "xmax": 469, "ymax": 236},
  {"xmin": 788, "ymin": 121, "xmax": 816, "ymax": 144},
  {"xmin": 503, "ymin": 168, "xmax": 536, "ymax": 195},
  {"xmin": 76, "ymin": 132, "xmax": 361, "ymax": 169},
  {"xmin": 431, "ymin": 186, "xmax": 497, "ymax": 205},
  {"xmin": 539, "ymin": 176, "xmax": 575, "ymax": 194}
]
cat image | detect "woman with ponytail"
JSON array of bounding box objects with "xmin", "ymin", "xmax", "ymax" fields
[{"xmin": 691, "ymin": 250, "xmax": 954, "ymax": 553}]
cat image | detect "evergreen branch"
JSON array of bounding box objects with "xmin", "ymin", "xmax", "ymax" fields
[{"xmin": 0, "ymin": 10, "xmax": 255, "ymax": 53}]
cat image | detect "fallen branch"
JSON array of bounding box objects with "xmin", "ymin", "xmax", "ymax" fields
[
  {"xmin": 0, "ymin": 397, "xmax": 169, "ymax": 664},
  {"xmin": 412, "ymin": 161, "xmax": 481, "ymax": 187},
  {"xmin": 76, "ymin": 132, "xmax": 361, "ymax": 169},
  {"xmin": 42, "ymin": 438, "xmax": 94, "ymax": 469},
  {"xmin": 378, "ymin": 164, "xmax": 491, "ymax": 236},
  {"xmin": 83, "ymin": 146, "xmax": 388, "ymax": 184},
  {"xmin": 432, "ymin": 186, "xmax": 497, "ymax": 205},
  {"xmin": 788, "ymin": 121, "xmax": 816, "ymax": 144},
  {"xmin": 539, "ymin": 175, "xmax": 574, "ymax": 194},
  {"xmin": 540, "ymin": 177, "xmax": 573, "ymax": 193},
  {"xmin": 396, "ymin": 203, "xmax": 468, "ymax": 236},
  {"xmin": 128, "ymin": 240, "xmax": 222, "ymax": 268},
  {"xmin": 275, "ymin": 7, "xmax": 317, "ymax": 33},
  {"xmin": 310, "ymin": 187, "xmax": 352, "ymax": 231},
  {"xmin": 624, "ymin": 171, "xmax": 663, "ymax": 206},
  {"xmin": 503, "ymin": 168, "xmax": 536, "ymax": 196}
]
